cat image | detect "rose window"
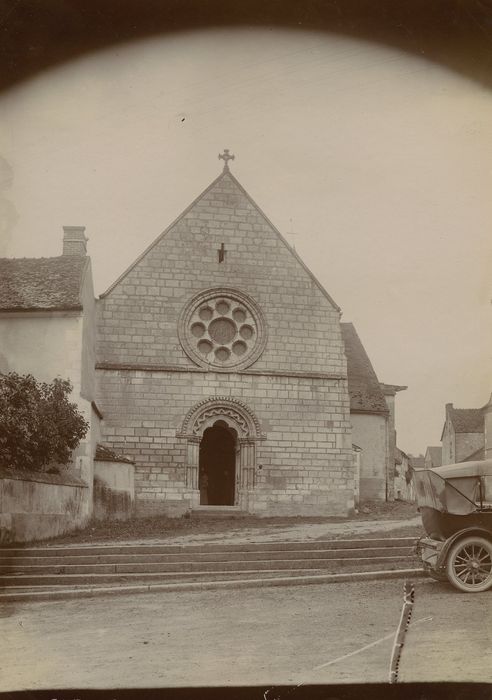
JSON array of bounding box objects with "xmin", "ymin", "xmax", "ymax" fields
[{"xmin": 179, "ymin": 288, "xmax": 267, "ymax": 371}]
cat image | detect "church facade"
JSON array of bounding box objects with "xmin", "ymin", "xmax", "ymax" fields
[
  {"xmin": 0, "ymin": 154, "xmax": 409, "ymax": 521},
  {"xmin": 95, "ymin": 158, "xmax": 354, "ymax": 517}
]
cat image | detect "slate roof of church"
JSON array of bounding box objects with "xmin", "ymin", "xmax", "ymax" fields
[
  {"xmin": 341, "ymin": 322, "xmax": 388, "ymax": 414},
  {"xmin": 0, "ymin": 256, "xmax": 88, "ymax": 311},
  {"xmin": 448, "ymin": 407, "xmax": 484, "ymax": 433}
]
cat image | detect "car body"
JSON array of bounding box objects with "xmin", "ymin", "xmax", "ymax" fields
[{"xmin": 414, "ymin": 458, "xmax": 492, "ymax": 592}]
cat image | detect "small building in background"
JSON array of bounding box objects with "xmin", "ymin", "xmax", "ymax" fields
[
  {"xmin": 424, "ymin": 445, "xmax": 442, "ymax": 469},
  {"xmin": 394, "ymin": 447, "xmax": 414, "ymax": 502},
  {"xmin": 408, "ymin": 454, "xmax": 425, "ymax": 470},
  {"xmin": 441, "ymin": 400, "xmax": 490, "ymax": 464}
]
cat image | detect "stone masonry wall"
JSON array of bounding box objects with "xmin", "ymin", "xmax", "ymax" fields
[
  {"xmin": 96, "ymin": 369, "xmax": 353, "ymax": 516},
  {"xmin": 97, "ymin": 172, "xmax": 345, "ymax": 375},
  {"xmin": 0, "ymin": 469, "xmax": 89, "ymax": 543},
  {"xmin": 95, "ymin": 169, "xmax": 353, "ymax": 516}
]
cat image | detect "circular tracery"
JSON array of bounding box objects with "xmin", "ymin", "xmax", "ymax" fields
[
  {"xmin": 209, "ymin": 317, "xmax": 236, "ymax": 344},
  {"xmin": 179, "ymin": 288, "xmax": 267, "ymax": 371}
]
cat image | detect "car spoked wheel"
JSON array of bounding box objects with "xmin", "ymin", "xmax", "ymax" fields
[{"xmin": 446, "ymin": 536, "xmax": 492, "ymax": 592}]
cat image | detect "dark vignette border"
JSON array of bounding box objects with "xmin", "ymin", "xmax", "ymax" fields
[{"xmin": 1, "ymin": 0, "xmax": 492, "ymax": 93}]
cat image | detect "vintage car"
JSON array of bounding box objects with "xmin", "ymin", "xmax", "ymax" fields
[{"xmin": 414, "ymin": 458, "xmax": 492, "ymax": 592}]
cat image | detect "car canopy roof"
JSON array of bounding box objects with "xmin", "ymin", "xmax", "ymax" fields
[
  {"xmin": 414, "ymin": 459, "xmax": 492, "ymax": 515},
  {"xmin": 429, "ymin": 459, "xmax": 492, "ymax": 480}
]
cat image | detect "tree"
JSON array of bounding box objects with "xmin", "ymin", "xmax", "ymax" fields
[{"xmin": 0, "ymin": 372, "xmax": 89, "ymax": 472}]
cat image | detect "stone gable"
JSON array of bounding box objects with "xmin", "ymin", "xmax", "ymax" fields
[{"xmin": 96, "ymin": 171, "xmax": 345, "ymax": 376}]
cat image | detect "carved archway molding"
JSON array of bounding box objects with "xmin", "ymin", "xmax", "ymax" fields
[
  {"xmin": 177, "ymin": 396, "xmax": 265, "ymax": 440},
  {"xmin": 177, "ymin": 396, "xmax": 264, "ymax": 502}
]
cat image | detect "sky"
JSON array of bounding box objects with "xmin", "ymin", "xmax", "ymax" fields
[{"xmin": 0, "ymin": 27, "xmax": 491, "ymax": 454}]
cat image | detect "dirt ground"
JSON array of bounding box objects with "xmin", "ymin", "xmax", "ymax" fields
[
  {"xmin": 37, "ymin": 501, "xmax": 419, "ymax": 544},
  {"xmin": 27, "ymin": 501, "xmax": 421, "ymax": 548},
  {"xmin": 1, "ymin": 577, "xmax": 490, "ymax": 690}
]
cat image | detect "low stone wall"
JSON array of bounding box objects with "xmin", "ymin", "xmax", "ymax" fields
[
  {"xmin": 93, "ymin": 460, "xmax": 135, "ymax": 520},
  {"xmin": 0, "ymin": 468, "xmax": 89, "ymax": 543}
]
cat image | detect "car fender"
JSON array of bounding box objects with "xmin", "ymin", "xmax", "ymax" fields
[{"xmin": 437, "ymin": 526, "xmax": 492, "ymax": 568}]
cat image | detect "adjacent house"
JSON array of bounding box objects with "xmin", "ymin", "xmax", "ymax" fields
[{"xmin": 0, "ymin": 229, "xmax": 99, "ymax": 505}]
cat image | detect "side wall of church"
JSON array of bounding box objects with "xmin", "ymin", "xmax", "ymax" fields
[
  {"xmin": 350, "ymin": 413, "xmax": 387, "ymax": 501},
  {"xmin": 96, "ymin": 369, "xmax": 353, "ymax": 516}
]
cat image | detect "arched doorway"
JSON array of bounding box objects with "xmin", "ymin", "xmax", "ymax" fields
[
  {"xmin": 178, "ymin": 396, "xmax": 265, "ymax": 510},
  {"xmin": 199, "ymin": 421, "xmax": 237, "ymax": 505}
]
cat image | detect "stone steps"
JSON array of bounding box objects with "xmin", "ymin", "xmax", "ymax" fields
[
  {"xmin": 0, "ymin": 555, "xmax": 413, "ymax": 578},
  {"xmin": 0, "ymin": 562, "xmax": 416, "ymax": 588},
  {"xmin": 0, "ymin": 536, "xmax": 415, "ymax": 556},
  {"xmin": 0, "ymin": 546, "xmax": 413, "ymax": 567},
  {"xmin": 0, "ymin": 537, "xmax": 419, "ymax": 593}
]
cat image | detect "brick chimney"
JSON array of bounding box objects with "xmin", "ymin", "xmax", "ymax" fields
[{"xmin": 62, "ymin": 226, "xmax": 88, "ymax": 256}]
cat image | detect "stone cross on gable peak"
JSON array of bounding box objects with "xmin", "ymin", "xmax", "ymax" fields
[{"xmin": 218, "ymin": 149, "xmax": 235, "ymax": 171}]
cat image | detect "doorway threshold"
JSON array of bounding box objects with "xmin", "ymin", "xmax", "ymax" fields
[
  {"xmin": 191, "ymin": 505, "xmax": 247, "ymax": 518},
  {"xmin": 193, "ymin": 505, "xmax": 241, "ymax": 512}
]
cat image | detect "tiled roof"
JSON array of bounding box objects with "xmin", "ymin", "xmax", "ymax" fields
[
  {"xmin": 395, "ymin": 446, "xmax": 408, "ymax": 464},
  {"xmin": 341, "ymin": 323, "xmax": 388, "ymax": 414},
  {"xmin": 449, "ymin": 407, "xmax": 484, "ymax": 433},
  {"xmin": 95, "ymin": 444, "xmax": 134, "ymax": 464},
  {"xmin": 0, "ymin": 256, "xmax": 88, "ymax": 311}
]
